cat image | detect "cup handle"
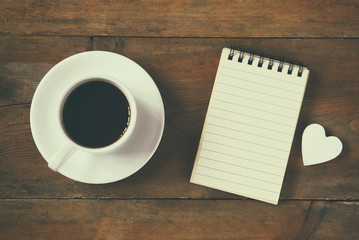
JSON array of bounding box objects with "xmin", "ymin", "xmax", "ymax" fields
[{"xmin": 48, "ymin": 144, "xmax": 76, "ymax": 172}]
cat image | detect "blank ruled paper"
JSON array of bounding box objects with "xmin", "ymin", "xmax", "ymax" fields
[{"xmin": 190, "ymin": 48, "xmax": 309, "ymax": 204}]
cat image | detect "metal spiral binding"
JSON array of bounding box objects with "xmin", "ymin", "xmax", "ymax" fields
[
  {"xmin": 227, "ymin": 47, "xmax": 304, "ymax": 77},
  {"xmin": 248, "ymin": 54, "xmax": 254, "ymax": 65},
  {"xmin": 268, "ymin": 58, "xmax": 274, "ymax": 70},
  {"xmin": 277, "ymin": 61, "xmax": 284, "ymax": 72},
  {"xmin": 228, "ymin": 48, "xmax": 235, "ymax": 60},
  {"xmin": 298, "ymin": 66, "xmax": 303, "ymax": 77},
  {"xmin": 238, "ymin": 51, "xmax": 245, "ymax": 62},
  {"xmin": 288, "ymin": 64, "xmax": 294, "ymax": 75},
  {"xmin": 258, "ymin": 56, "xmax": 264, "ymax": 67}
]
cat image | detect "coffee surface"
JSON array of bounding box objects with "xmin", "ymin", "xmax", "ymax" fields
[{"xmin": 62, "ymin": 80, "xmax": 130, "ymax": 148}]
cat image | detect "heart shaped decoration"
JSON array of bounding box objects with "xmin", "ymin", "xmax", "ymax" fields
[{"xmin": 302, "ymin": 124, "xmax": 343, "ymax": 166}]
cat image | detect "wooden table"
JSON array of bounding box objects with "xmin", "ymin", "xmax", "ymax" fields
[{"xmin": 1, "ymin": 1, "xmax": 359, "ymax": 239}]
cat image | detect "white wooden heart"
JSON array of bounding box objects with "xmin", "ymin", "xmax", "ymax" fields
[{"xmin": 302, "ymin": 124, "xmax": 343, "ymax": 166}]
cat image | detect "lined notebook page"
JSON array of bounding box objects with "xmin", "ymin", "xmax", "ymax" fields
[{"xmin": 190, "ymin": 48, "xmax": 309, "ymax": 205}]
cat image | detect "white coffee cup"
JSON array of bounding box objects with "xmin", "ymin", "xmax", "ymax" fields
[{"xmin": 48, "ymin": 74, "xmax": 138, "ymax": 172}]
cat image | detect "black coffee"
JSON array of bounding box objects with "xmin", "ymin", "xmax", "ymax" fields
[{"xmin": 62, "ymin": 80, "xmax": 130, "ymax": 148}]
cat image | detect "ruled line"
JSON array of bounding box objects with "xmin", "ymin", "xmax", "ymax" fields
[
  {"xmin": 216, "ymin": 81, "xmax": 301, "ymax": 103},
  {"xmin": 221, "ymin": 65, "xmax": 304, "ymax": 86},
  {"xmin": 208, "ymin": 115, "xmax": 292, "ymax": 136},
  {"xmin": 214, "ymin": 90, "xmax": 298, "ymax": 111},
  {"xmin": 201, "ymin": 148, "xmax": 286, "ymax": 169},
  {"xmin": 199, "ymin": 156, "xmax": 283, "ymax": 177},
  {"xmin": 211, "ymin": 106, "xmax": 294, "ymax": 127},
  {"xmin": 219, "ymin": 73, "xmax": 303, "ymax": 94},
  {"xmin": 213, "ymin": 97, "xmax": 297, "ymax": 120},
  {"xmin": 206, "ymin": 122, "xmax": 291, "ymax": 143},
  {"xmin": 197, "ymin": 165, "xmax": 281, "ymax": 185},
  {"xmin": 203, "ymin": 139, "xmax": 287, "ymax": 161},
  {"xmin": 195, "ymin": 173, "xmax": 279, "ymax": 194},
  {"xmin": 205, "ymin": 131, "xmax": 288, "ymax": 152}
]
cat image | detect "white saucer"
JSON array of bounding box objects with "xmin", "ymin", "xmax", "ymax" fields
[{"xmin": 30, "ymin": 51, "xmax": 165, "ymax": 184}]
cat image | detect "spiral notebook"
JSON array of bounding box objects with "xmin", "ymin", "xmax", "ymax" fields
[{"xmin": 190, "ymin": 48, "xmax": 309, "ymax": 205}]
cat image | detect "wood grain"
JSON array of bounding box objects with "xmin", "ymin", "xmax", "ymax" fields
[
  {"xmin": 0, "ymin": 37, "xmax": 358, "ymax": 199},
  {"xmin": 0, "ymin": 36, "xmax": 91, "ymax": 64},
  {"xmin": 0, "ymin": 199, "xmax": 358, "ymax": 240},
  {"xmin": 1, "ymin": 1, "xmax": 359, "ymax": 236},
  {"xmin": 1, "ymin": 0, "xmax": 359, "ymax": 37}
]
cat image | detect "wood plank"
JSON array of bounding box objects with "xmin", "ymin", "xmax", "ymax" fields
[
  {"xmin": 1, "ymin": 0, "xmax": 359, "ymax": 37},
  {"xmin": 0, "ymin": 36, "xmax": 91, "ymax": 64},
  {"xmin": 0, "ymin": 37, "xmax": 358, "ymax": 199},
  {"xmin": 0, "ymin": 199, "xmax": 358, "ymax": 239},
  {"xmin": 0, "ymin": 36, "xmax": 90, "ymax": 106}
]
